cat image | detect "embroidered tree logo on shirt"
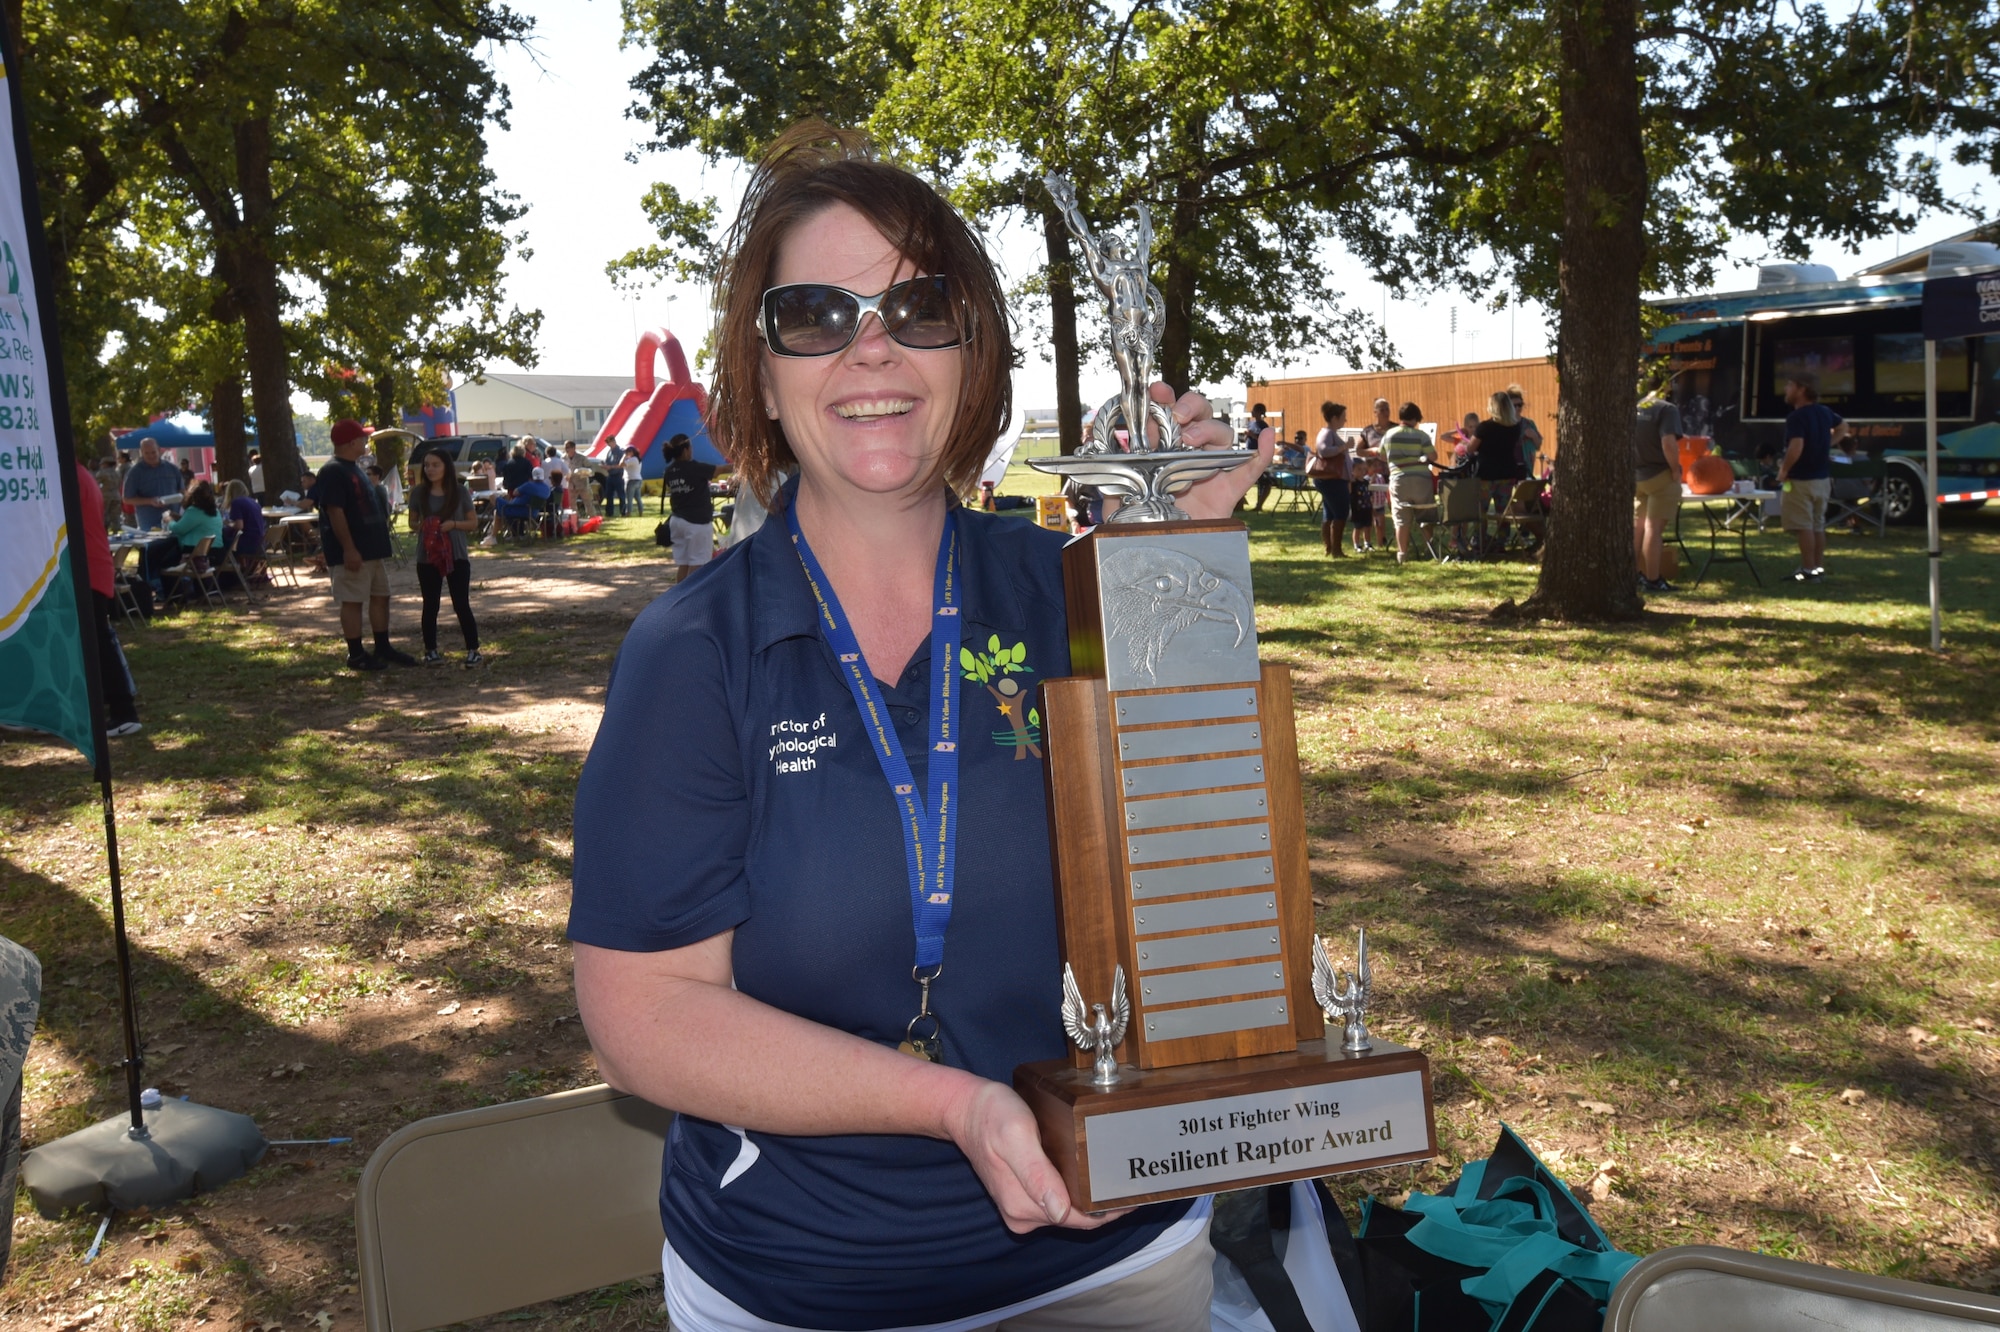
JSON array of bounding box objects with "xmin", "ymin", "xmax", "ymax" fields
[{"xmin": 961, "ymin": 636, "xmax": 1042, "ymax": 760}]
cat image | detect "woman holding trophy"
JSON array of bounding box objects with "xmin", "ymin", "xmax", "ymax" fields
[{"xmin": 569, "ymin": 124, "xmax": 1271, "ymax": 1331}]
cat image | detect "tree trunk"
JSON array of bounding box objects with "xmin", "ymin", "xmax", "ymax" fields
[
  {"xmin": 1157, "ymin": 177, "xmax": 1201, "ymax": 394},
  {"xmin": 372, "ymin": 366, "xmax": 397, "ymax": 429},
  {"xmin": 1523, "ymin": 0, "xmax": 1647, "ymax": 621},
  {"xmin": 229, "ymin": 117, "xmax": 302, "ymax": 495},
  {"xmin": 1041, "ymin": 206, "xmax": 1085, "ymax": 456},
  {"xmin": 210, "ymin": 377, "xmax": 247, "ymax": 485}
]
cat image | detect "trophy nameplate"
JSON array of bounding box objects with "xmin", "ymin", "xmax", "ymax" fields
[{"xmin": 1016, "ymin": 177, "xmax": 1435, "ymax": 1212}]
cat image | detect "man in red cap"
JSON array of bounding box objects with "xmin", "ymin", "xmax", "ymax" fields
[{"xmin": 315, "ymin": 418, "xmax": 416, "ymax": 670}]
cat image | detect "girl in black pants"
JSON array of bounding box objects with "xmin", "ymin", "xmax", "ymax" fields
[{"xmin": 409, "ymin": 451, "xmax": 483, "ymax": 666}]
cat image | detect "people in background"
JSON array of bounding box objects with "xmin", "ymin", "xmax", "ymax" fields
[
  {"xmin": 622, "ymin": 446, "xmax": 645, "ymax": 515},
  {"xmin": 122, "ymin": 437, "xmax": 185, "ymax": 532},
  {"xmin": 1360, "ymin": 398, "xmax": 1394, "ymax": 455},
  {"xmin": 1471, "ymin": 390, "xmax": 1529, "ymax": 513},
  {"xmin": 662, "ymin": 434, "xmax": 718, "ymax": 582},
  {"xmin": 1251, "ymin": 428, "xmax": 1306, "ymax": 511},
  {"xmin": 409, "ymin": 448, "xmax": 483, "ymax": 666},
  {"xmin": 95, "ymin": 454, "xmax": 125, "ymax": 532},
  {"xmin": 1383, "ymin": 402, "xmax": 1438, "ymax": 564},
  {"xmin": 499, "ymin": 442, "xmax": 535, "ymax": 493},
  {"xmin": 561, "ymin": 440, "xmax": 596, "ymax": 519},
  {"xmin": 316, "ymin": 418, "xmax": 414, "ymax": 671},
  {"xmin": 1778, "ymin": 374, "xmax": 1846, "ymax": 582},
  {"xmin": 1308, "ymin": 401, "xmax": 1352, "ymax": 556},
  {"xmin": 544, "ymin": 440, "xmax": 573, "ymax": 512},
  {"xmin": 1509, "ymin": 385, "xmax": 1545, "ymax": 477},
  {"xmin": 600, "ymin": 441, "xmax": 627, "ymax": 516},
  {"xmin": 247, "ymin": 448, "xmax": 264, "ymax": 497},
  {"xmin": 220, "ymin": 479, "xmax": 267, "ymax": 576},
  {"xmin": 1631, "ymin": 391, "xmax": 1683, "ymax": 594},
  {"xmin": 74, "ymin": 461, "xmax": 142, "ymax": 735},
  {"xmin": 139, "ymin": 479, "xmax": 223, "ymax": 596},
  {"xmin": 178, "ymin": 455, "xmax": 196, "ymax": 489},
  {"xmin": 1448, "ymin": 412, "xmax": 1479, "ymax": 466}
]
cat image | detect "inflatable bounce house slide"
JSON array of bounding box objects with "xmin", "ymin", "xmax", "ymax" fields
[{"xmin": 589, "ymin": 329, "xmax": 723, "ymax": 479}]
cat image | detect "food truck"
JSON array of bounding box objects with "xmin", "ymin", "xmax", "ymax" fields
[{"xmin": 1645, "ymin": 240, "xmax": 2000, "ymax": 523}]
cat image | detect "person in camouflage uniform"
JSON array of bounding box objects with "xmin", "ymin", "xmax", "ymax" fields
[{"xmin": 1, "ymin": 935, "xmax": 42, "ymax": 1282}]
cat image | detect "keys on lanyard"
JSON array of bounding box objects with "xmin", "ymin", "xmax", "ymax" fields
[
  {"xmin": 786, "ymin": 503, "xmax": 963, "ymax": 1063},
  {"xmin": 897, "ymin": 964, "xmax": 943, "ymax": 1061}
]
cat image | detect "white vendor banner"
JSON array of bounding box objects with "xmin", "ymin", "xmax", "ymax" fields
[{"xmin": 0, "ymin": 48, "xmax": 95, "ymax": 765}]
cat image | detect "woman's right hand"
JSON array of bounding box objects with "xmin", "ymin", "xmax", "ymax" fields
[{"xmin": 943, "ymin": 1079, "xmax": 1131, "ymax": 1234}]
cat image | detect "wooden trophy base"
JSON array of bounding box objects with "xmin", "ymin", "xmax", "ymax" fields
[{"xmin": 1015, "ymin": 1039, "xmax": 1435, "ymax": 1212}]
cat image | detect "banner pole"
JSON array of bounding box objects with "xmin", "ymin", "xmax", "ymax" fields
[
  {"xmin": 1925, "ymin": 340, "xmax": 1941, "ymax": 653},
  {"xmin": 0, "ymin": 5, "xmax": 144, "ymax": 1128}
]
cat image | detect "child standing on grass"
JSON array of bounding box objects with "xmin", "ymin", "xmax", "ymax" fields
[{"xmin": 409, "ymin": 449, "xmax": 484, "ymax": 667}]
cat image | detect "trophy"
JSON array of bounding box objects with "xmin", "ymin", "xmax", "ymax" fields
[{"xmin": 1014, "ymin": 177, "xmax": 1435, "ymax": 1211}]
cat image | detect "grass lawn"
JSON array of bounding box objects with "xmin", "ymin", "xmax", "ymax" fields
[{"xmin": 3, "ymin": 502, "xmax": 1996, "ymax": 1328}]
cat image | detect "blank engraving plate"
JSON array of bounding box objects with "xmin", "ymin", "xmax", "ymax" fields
[
  {"xmin": 1096, "ymin": 531, "xmax": 1262, "ymax": 695},
  {"xmin": 1125, "ymin": 788, "xmax": 1268, "ymax": 831},
  {"xmin": 1136, "ymin": 925, "xmax": 1282, "ymax": 971},
  {"xmin": 1128, "ymin": 822, "xmax": 1270, "ymax": 865},
  {"xmin": 1114, "ymin": 690, "xmax": 1259, "ymax": 727},
  {"xmin": 1085, "ymin": 1069, "xmax": 1431, "ymax": 1204},
  {"xmin": 1121, "ymin": 755, "xmax": 1266, "ymax": 798},
  {"xmin": 1139, "ymin": 960, "xmax": 1286, "ymax": 1007},
  {"xmin": 1118, "ymin": 722, "xmax": 1262, "ymax": 763},
  {"xmin": 1133, "ymin": 893, "xmax": 1278, "ymax": 936},
  {"xmin": 1141, "ymin": 995, "xmax": 1289, "ymax": 1042},
  {"xmin": 1131, "ymin": 858, "xmax": 1273, "ymax": 900}
]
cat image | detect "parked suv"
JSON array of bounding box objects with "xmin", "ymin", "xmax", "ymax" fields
[{"xmin": 409, "ymin": 433, "xmax": 517, "ymax": 478}]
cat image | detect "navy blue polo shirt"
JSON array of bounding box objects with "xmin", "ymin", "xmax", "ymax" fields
[
  {"xmin": 568, "ymin": 496, "xmax": 1190, "ymax": 1329},
  {"xmin": 1784, "ymin": 403, "xmax": 1842, "ymax": 481}
]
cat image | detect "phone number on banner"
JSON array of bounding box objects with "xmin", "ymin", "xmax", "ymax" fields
[
  {"xmin": 0, "ymin": 403, "xmax": 42, "ymax": 431},
  {"xmin": 0, "ymin": 474, "xmax": 50, "ymax": 502}
]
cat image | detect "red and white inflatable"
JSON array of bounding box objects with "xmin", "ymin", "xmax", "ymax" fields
[{"xmin": 588, "ymin": 329, "xmax": 723, "ymax": 476}]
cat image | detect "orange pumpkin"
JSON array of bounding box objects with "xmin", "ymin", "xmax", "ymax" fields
[{"xmin": 1687, "ymin": 454, "xmax": 1736, "ymax": 495}]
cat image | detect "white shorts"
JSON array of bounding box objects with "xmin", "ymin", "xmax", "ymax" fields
[{"xmin": 669, "ymin": 515, "xmax": 715, "ymax": 566}]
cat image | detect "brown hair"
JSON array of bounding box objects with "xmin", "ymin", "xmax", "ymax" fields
[
  {"xmin": 408, "ymin": 448, "xmax": 465, "ymax": 529},
  {"xmin": 1398, "ymin": 402, "xmax": 1423, "ymax": 423},
  {"xmin": 1321, "ymin": 401, "xmax": 1346, "ymax": 423},
  {"xmin": 186, "ymin": 480, "xmax": 218, "ymax": 516},
  {"xmin": 709, "ymin": 122, "xmax": 1013, "ymax": 505}
]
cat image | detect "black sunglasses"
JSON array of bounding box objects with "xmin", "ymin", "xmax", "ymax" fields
[{"xmin": 759, "ymin": 276, "xmax": 964, "ymax": 358}]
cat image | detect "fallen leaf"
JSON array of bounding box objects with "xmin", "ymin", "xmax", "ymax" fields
[
  {"xmin": 149, "ymin": 1042, "xmax": 186, "ymax": 1057},
  {"xmin": 312, "ymin": 1311, "xmax": 334, "ymax": 1332},
  {"xmin": 54, "ymin": 1304, "xmax": 105, "ymax": 1332},
  {"xmin": 1908, "ymin": 1026, "xmax": 1939, "ymax": 1048},
  {"xmin": 1585, "ymin": 1160, "xmax": 1623, "ymax": 1202},
  {"xmin": 1579, "ymin": 1100, "xmax": 1617, "ymax": 1116},
  {"xmin": 436, "ymin": 1001, "xmax": 461, "ymax": 1016},
  {"xmin": 1972, "ymin": 1017, "xmax": 1994, "ymax": 1032},
  {"xmin": 1839, "ymin": 1087, "xmax": 1868, "ymax": 1105},
  {"xmin": 1786, "ymin": 1141, "xmax": 1815, "ymax": 1159},
  {"xmin": 1886, "ymin": 928, "xmax": 1917, "ymax": 943},
  {"xmin": 173, "ymin": 1252, "xmax": 205, "ymax": 1274},
  {"xmin": 1674, "ymin": 823, "xmax": 1699, "ymax": 835},
  {"xmin": 1473, "ymin": 1017, "xmax": 1500, "ymax": 1029},
  {"xmin": 1447, "ymin": 997, "xmax": 1470, "ymax": 1007}
]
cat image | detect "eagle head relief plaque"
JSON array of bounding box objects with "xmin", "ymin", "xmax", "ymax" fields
[{"xmin": 1017, "ymin": 177, "xmax": 1435, "ymax": 1212}]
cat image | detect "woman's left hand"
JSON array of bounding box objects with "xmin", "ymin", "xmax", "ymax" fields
[{"xmin": 1147, "ymin": 382, "xmax": 1272, "ymax": 521}]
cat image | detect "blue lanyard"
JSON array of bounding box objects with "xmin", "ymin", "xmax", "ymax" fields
[{"xmin": 785, "ymin": 504, "xmax": 963, "ymax": 980}]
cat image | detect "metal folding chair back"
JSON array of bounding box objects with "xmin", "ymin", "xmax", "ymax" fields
[
  {"xmin": 1606, "ymin": 1245, "xmax": 2000, "ymax": 1331},
  {"xmin": 164, "ymin": 536, "xmax": 225, "ymax": 609},
  {"xmin": 356, "ymin": 1084, "xmax": 673, "ymax": 1332}
]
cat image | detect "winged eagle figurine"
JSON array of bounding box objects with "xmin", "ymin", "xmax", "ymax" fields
[
  {"xmin": 1311, "ymin": 929, "xmax": 1373, "ymax": 1054},
  {"xmin": 1061, "ymin": 962, "xmax": 1130, "ymax": 1087}
]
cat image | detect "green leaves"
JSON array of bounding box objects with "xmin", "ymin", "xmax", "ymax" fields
[{"xmin": 960, "ymin": 638, "xmax": 1030, "ymax": 683}]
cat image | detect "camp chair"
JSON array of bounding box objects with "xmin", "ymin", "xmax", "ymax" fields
[
  {"xmin": 1496, "ymin": 477, "xmax": 1548, "ymax": 553},
  {"xmin": 356, "ymin": 1084, "xmax": 674, "ymax": 1332},
  {"xmin": 1827, "ymin": 455, "xmax": 1889, "ymax": 537},
  {"xmin": 1384, "ymin": 473, "xmax": 1443, "ymax": 561},
  {"xmin": 1605, "ymin": 1244, "xmax": 2000, "ymax": 1331},
  {"xmin": 162, "ymin": 537, "xmax": 224, "ymax": 610},
  {"xmin": 1434, "ymin": 470, "xmax": 1488, "ymax": 561}
]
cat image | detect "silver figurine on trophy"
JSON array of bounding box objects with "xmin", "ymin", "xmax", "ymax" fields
[
  {"xmin": 1031, "ymin": 175, "xmax": 1256, "ymax": 523},
  {"xmin": 1312, "ymin": 928, "xmax": 1374, "ymax": 1054},
  {"xmin": 1060, "ymin": 963, "xmax": 1130, "ymax": 1087}
]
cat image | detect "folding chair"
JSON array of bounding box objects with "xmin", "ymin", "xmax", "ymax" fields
[
  {"xmin": 1605, "ymin": 1244, "xmax": 2000, "ymax": 1331},
  {"xmin": 161, "ymin": 537, "xmax": 224, "ymax": 610},
  {"xmin": 356, "ymin": 1084, "xmax": 674, "ymax": 1332},
  {"xmin": 1827, "ymin": 457, "xmax": 1889, "ymax": 537},
  {"xmin": 1496, "ymin": 478, "xmax": 1548, "ymax": 553},
  {"xmin": 1435, "ymin": 471, "xmax": 1488, "ymax": 561},
  {"xmin": 213, "ymin": 530, "xmax": 265, "ymax": 605},
  {"xmin": 111, "ymin": 546, "xmax": 146, "ymax": 627}
]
